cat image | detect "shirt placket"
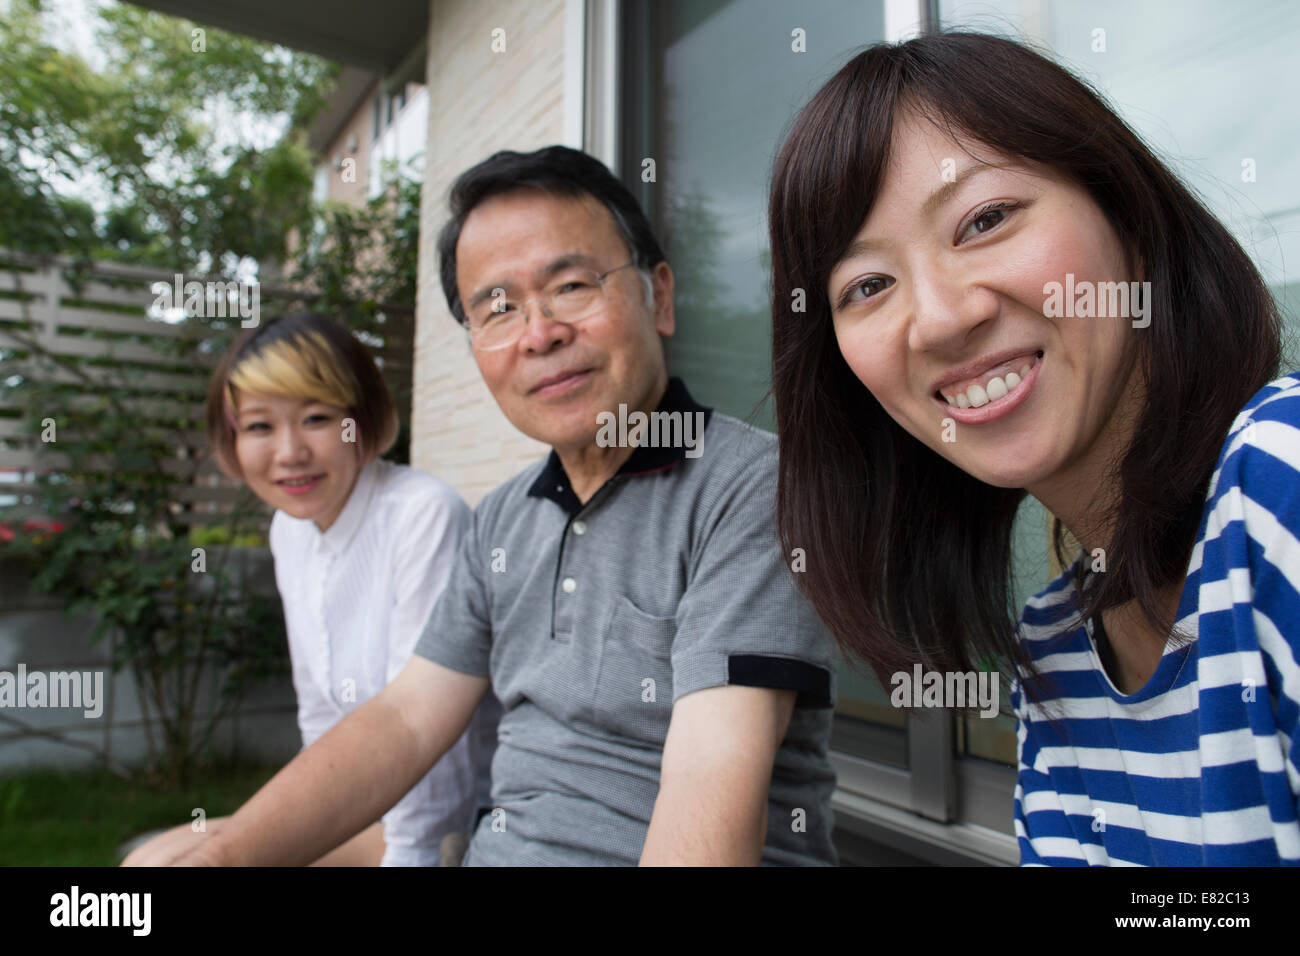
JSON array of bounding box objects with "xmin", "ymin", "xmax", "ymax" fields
[
  {"xmin": 312, "ymin": 537, "xmax": 338, "ymax": 707},
  {"xmin": 549, "ymin": 481, "xmax": 614, "ymax": 645}
]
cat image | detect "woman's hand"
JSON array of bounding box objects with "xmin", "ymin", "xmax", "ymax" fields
[{"xmin": 119, "ymin": 817, "xmax": 228, "ymax": 867}]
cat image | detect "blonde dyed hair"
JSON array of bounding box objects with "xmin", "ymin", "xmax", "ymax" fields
[
  {"xmin": 206, "ymin": 313, "xmax": 399, "ymax": 481},
  {"xmin": 225, "ymin": 330, "xmax": 358, "ymax": 419}
]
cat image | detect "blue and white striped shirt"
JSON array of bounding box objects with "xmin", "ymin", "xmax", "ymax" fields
[{"xmin": 1011, "ymin": 372, "xmax": 1300, "ymax": 865}]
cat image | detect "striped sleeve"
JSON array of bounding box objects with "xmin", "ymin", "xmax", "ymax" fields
[{"xmin": 1195, "ymin": 376, "xmax": 1300, "ymax": 863}]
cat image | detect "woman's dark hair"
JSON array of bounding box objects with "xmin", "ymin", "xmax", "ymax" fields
[
  {"xmin": 205, "ymin": 311, "xmax": 399, "ymax": 480},
  {"xmin": 436, "ymin": 145, "xmax": 666, "ymax": 325},
  {"xmin": 768, "ymin": 32, "xmax": 1282, "ymax": 692}
]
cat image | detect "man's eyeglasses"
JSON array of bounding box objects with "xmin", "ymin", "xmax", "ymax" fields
[{"xmin": 465, "ymin": 262, "xmax": 640, "ymax": 351}]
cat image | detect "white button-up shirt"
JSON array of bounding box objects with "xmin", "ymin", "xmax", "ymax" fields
[{"xmin": 269, "ymin": 458, "xmax": 499, "ymax": 866}]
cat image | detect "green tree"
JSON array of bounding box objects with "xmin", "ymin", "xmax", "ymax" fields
[
  {"xmin": 0, "ymin": 0, "xmax": 401, "ymax": 787},
  {"xmin": 0, "ymin": 0, "xmax": 336, "ymax": 273}
]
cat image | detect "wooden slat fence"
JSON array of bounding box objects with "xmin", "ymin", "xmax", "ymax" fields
[{"xmin": 0, "ymin": 249, "xmax": 413, "ymax": 530}]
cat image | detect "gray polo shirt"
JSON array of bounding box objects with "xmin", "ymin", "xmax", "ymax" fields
[{"xmin": 413, "ymin": 377, "xmax": 838, "ymax": 865}]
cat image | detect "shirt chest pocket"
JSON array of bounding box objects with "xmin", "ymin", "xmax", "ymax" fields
[{"xmin": 593, "ymin": 596, "xmax": 676, "ymax": 745}]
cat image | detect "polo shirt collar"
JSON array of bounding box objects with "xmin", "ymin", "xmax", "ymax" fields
[
  {"xmin": 319, "ymin": 457, "xmax": 379, "ymax": 553},
  {"xmin": 527, "ymin": 377, "xmax": 712, "ymax": 512}
]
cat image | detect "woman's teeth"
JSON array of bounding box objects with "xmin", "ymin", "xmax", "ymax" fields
[
  {"xmin": 282, "ymin": 477, "xmax": 316, "ymax": 486},
  {"xmin": 944, "ymin": 364, "xmax": 1032, "ymax": 409}
]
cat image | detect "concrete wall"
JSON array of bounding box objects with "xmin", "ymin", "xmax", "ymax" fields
[
  {"xmin": 0, "ymin": 555, "xmax": 300, "ymax": 775},
  {"xmin": 411, "ymin": 0, "xmax": 569, "ymax": 505}
]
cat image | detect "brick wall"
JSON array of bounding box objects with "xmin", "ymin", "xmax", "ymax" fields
[{"xmin": 411, "ymin": 0, "xmax": 569, "ymax": 505}]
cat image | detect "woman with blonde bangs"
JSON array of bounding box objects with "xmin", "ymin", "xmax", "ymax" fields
[{"xmin": 123, "ymin": 311, "xmax": 499, "ymax": 866}]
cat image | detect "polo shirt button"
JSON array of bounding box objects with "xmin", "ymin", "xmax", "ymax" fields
[
  {"xmin": 572, "ymin": 520, "xmax": 586, "ymax": 535},
  {"xmin": 562, "ymin": 577, "xmax": 577, "ymax": 594}
]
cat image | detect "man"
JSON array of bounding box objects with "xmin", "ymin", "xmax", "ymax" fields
[{"xmin": 178, "ymin": 145, "xmax": 838, "ymax": 866}]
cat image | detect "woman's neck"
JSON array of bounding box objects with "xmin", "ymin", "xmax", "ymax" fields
[
  {"xmin": 1029, "ymin": 358, "xmax": 1145, "ymax": 558},
  {"xmin": 1092, "ymin": 585, "xmax": 1183, "ymax": 694},
  {"xmin": 1027, "ymin": 360, "xmax": 1181, "ymax": 692}
]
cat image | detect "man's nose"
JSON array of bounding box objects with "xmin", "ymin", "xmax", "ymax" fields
[{"xmin": 516, "ymin": 297, "xmax": 574, "ymax": 353}]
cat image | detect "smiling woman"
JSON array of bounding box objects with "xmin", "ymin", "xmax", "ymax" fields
[
  {"xmin": 768, "ymin": 32, "xmax": 1298, "ymax": 865},
  {"xmin": 122, "ymin": 312, "xmax": 500, "ymax": 868}
]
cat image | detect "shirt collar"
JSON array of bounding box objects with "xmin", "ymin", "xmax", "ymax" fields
[
  {"xmin": 319, "ymin": 457, "xmax": 380, "ymax": 553},
  {"xmin": 526, "ymin": 377, "xmax": 712, "ymax": 513}
]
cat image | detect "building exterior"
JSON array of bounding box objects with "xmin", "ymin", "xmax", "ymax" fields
[
  {"xmin": 307, "ymin": 69, "xmax": 430, "ymax": 209},
  {"xmin": 130, "ymin": 0, "xmax": 1300, "ymax": 865}
]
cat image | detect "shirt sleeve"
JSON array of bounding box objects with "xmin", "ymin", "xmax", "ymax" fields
[
  {"xmin": 1197, "ymin": 381, "xmax": 1300, "ymax": 859},
  {"xmin": 668, "ymin": 440, "xmax": 836, "ymax": 708},
  {"xmin": 412, "ymin": 499, "xmax": 494, "ymax": 678},
  {"xmin": 386, "ymin": 480, "xmax": 473, "ymax": 683}
]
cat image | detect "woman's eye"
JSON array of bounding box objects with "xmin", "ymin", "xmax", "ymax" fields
[
  {"xmin": 243, "ymin": 422, "xmax": 269, "ymax": 433},
  {"xmin": 960, "ymin": 202, "xmax": 1018, "ymax": 242},
  {"xmin": 841, "ymin": 276, "xmax": 895, "ymax": 307},
  {"xmin": 305, "ymin": 413, "xmax": 332, "ymax": 425}
]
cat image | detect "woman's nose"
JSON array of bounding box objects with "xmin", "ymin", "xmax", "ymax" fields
[
  {"xmin": 908, "ymin": 261, "xmax": 1000, "ymax": 353},
  {"xmin": 274, "ymin": 425, "xmax": 309, "ymax": 463}
]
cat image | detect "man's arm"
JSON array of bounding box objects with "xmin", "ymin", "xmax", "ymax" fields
[
  {"xmin": 178, "ymin": 655, "xmax": 489, "ymax": 866},
  {"xmin": 639, "ymin": 685, "xmax": 796, "ymax": 866}
]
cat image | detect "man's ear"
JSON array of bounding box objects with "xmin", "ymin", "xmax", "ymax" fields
[{"xmin": 651, "ymin": 261, "xmax": 675, "ymax": 338}]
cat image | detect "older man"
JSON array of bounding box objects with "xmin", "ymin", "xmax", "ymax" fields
[{"xmin": 179, "ymin": 146, "xmax": 838, "ymax": 866}]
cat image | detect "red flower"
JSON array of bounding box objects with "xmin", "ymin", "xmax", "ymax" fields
[{"xmin": 21, "ymin": 518, "xmax": 65, "ymax": 535}]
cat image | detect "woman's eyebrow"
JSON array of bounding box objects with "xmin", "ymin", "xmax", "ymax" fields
[
  {"xmin": 920, "ymin": 161, "xmax": 1004, "ymax": 218},
  {"xmin": 836, "ymin": 162, "xmax": 1011, "ymax": 264}
]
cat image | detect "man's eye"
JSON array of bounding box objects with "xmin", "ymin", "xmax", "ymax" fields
[
  {"xmin": 555, "ymin": 280, "xmax": 594, "ymax": 295},
  {"xmin": 472, "ymin": 309, "xmax": 505, "ymax": 329}
]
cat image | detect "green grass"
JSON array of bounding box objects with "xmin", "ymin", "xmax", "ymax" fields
[{"xmin": 0, "ymin": 762, "xmax": 280, "ymax": 866}]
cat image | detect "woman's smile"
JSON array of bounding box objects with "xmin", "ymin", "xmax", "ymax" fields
[
  {"xmin": 275, "ymin": 473, "xmax": 326, "ymax": 496},
  {"xmin": 934, "ymin": 350, "xmax": 1043, "ymax": 424}
]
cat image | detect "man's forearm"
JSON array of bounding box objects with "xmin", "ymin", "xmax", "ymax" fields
[{"xmin": 195, "ymin": 692, "xmax": 430, "ymax": 866}]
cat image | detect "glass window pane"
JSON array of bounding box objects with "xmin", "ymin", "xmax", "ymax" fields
[
  {"xmin": 651, "ymin": 0, "xmax": 887, "ymax": 427},
  {"xmin": 647, "ymin": 0, "xmax": 898, "ymax": 757},
  {"xmin": 938, "ymin": 0, "xmax": 1300, "ymax": 337}
]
